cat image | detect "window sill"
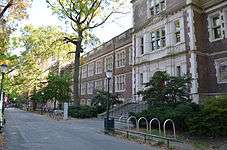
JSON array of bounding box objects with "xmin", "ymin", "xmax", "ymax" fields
[
  {"xmin": 116, "ymin": 65, "xmax": 126, "ymax": 69},
  {"xmin": 217, "ymin": 81, "xmax": 227, "ymax": 84},
  {"xmin": 209, "ymin": 37, "xmax": 224, "ymax": 43},
  {"xmin": 115, "ymin": 90, "xmax": 125, "ymax": 93},
  {"xmin": 95, "ymin": 72, "xmax": 102, "ymax": 75}
]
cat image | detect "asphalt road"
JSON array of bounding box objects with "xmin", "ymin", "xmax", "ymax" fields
[{"xmin": 4, "ymin": 108, "xmax": 155, "ymax": 150}]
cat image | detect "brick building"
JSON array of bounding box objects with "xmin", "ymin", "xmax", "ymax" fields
[
  {"xmin": 131, "ymin": 0, "xmax": 227, "ymax": 103},
  {"xmin": 78, "ymin": 29, "xmax": 133, "ymax": 105}
]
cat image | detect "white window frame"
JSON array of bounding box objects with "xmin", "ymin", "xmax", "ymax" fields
[
  {"xmin": 139, "ymin": 73, "xmax": 143, "ymax": 88},
  {"xmin": 151, "ymin": 27, "xmax": 166, "ymax": 51},
  {"xmin": 87, "ymin": 63, "xmax": 94, "ymax": 77},
  {"xmin": 105, "ymin": 55, "xmax": 113, "ymax": 71},
  {"xmin": 115, "ymin": 50, "xmax": 126, "ymax": 68},
  {"xmin": 140, "ymin": 37, "xmax": 144, "ymax": 55},
  {"xmin": 148, "ymin": 0, "xmax": 166, "ymax": 16},
  {"xmin": 128, "ymin": 47, "xmax": 133, "ymax": 65},
  {"xmin": 80, "ymin": 99, "xmax": 85, "ymax": 105},
  {"xmin": 87, "ymin": 99, "xmax": 92, "ymax": 106},
  {"xmin": 224, "ymin": 8, "xmax": 227, "ymax": 38},
  {"xmin": 87, "ymin": 81, "xmax": 93, "ymax": 94},
  {"xmin": 81, "ymin": 65, "xmax": 87, "ymax": 79},
  {"xmin": 95, "ymin": 79, "xmax": 103, "ymax": 90},
  {"xmin": 81, "ymin": 83, "xmax": 87, "ymax": 95},
  {"xmin": 115, "ymin": 74, "xmax": 126, "ymax": 92},
  {"xmin": 176, "ymin": 66, "xmax": 181, "ymax": 77},
  {"xmin": 104, "ymin": 78, "xmax": 113, "ymax": 93},
  {"xmin": 95, "ymin": 60, "xmax": 103, "ymax": 74},
  {"xmin": 208, "ymin": 11, "xmax": 224, "ymax": 42},
  {"xmin": 215, "ymin": 57, "xmax": 227, "ymax": 84},
  {"xmin": 174, "ymin": 20, "xmax": 181, "ymax": 44}
]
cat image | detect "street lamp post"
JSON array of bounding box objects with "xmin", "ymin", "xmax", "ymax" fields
[
  {"xmin": 41, "ymin": 92, "xmax": 44, "ymax": 115},
  {"xmin": 105, "ymin": 70, "xmax": 113, "ymax": 131},
  {"xmin": 1, "ymin": 64, "xmax": 7, "ymax": 110},
  {"xmin": 0, "ymin": 64, "xmax": 7, "ymax": 129}
]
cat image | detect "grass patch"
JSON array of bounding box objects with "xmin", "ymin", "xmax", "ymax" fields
[{"xmin": 192, "ymin": 141, "xmax": 209, "ymax": 149}]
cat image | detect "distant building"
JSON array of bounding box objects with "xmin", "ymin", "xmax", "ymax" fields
[{"xmin": 77, "ymin": 29, "xmax": 133, "ymax": 105}]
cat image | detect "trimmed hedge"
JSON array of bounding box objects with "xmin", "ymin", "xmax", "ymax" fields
[
  {"xmin": 69, "ymin": 106, "xmax": 97, "ymax": 118},
  {"xmin": 187, "ymin": 96, "xmax": 227, "ymax": 137},
  {"xmin": 132, "ymin": 96, "xmax": 227, "ymax": 137},
  {"xmin": 131, "ymin": 103, "xmax": 199, "ymax": 131}
]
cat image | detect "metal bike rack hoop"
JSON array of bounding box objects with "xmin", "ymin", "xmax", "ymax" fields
[
  {"xmin": 149, "ymin": 118, "xmax": 161, "ymax": 135},
  {"xmin": 163, "ymin": 119, "xmax": 176, "ymax": 139},
  {"xmin": 138, "ymin": 117, "xmax": 148, "ymax": 131},
  {"xmin": 126, "ymin": 116, "xmax": 138, "ymax": 130}
]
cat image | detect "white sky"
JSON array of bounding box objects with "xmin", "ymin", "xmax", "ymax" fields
[{"xmin": 22, "ymin": 0, "xmax": 133, "ymax": 44}]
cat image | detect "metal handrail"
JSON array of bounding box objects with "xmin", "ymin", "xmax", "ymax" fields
[{"xmin": 115, "ymin": 128, "xmax": 182, "ymax": 148}]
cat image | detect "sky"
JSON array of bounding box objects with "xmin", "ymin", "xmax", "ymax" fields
[{"xmin": 22, "ymin": 0, "xmax": 133, "ymax": 44}]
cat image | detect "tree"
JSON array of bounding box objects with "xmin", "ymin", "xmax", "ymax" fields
[
  {"xmin": 91, "ymin": 90, "xmax": 122, "ymax": 113},
  {"xmin": 44, "ymin": 73, "xmax": 72, "ymax": 109},
  {"xmin": 138, "ymin": 71, "xmax": 191, "ymax": 106},
  {"xmin": 46, "ymin": 0, "xmax": 127, "ymax": 107},
  {"xmin": 0, "ymin": 0, "xmax": 31, "ymax": 20},
  {"xmin": 7, "ymin": 25, "xmax": 74, "ymax": 100},
  {"xmin": 0, "ymin": 0, "xmax": 31, "ymax": 61}
]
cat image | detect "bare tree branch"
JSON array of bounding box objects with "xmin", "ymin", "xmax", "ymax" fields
[{"xmin": 0, "ymin": 0, "xmax": 13, "ymax": 19}]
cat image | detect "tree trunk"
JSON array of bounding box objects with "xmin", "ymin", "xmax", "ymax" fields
[
  {"xmin": 73, "ymin": 38, "xmax": 82, "ymax": 107},
  {"xmin": 54, "ymin": 100, "xmax": 57, "ymax": 110}
]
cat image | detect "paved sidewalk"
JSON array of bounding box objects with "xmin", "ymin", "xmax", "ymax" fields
[{"xmin": 4, "ymin": 108, "xmax": 158, "ymax": 150}]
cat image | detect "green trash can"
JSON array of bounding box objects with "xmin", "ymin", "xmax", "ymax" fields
[{"xmin": 104, "ymin": 117, "xmax": 115, "ymax": 131}]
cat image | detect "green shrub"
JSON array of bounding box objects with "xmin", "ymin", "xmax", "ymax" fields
[
  {"xmin": 134, "ymin": 103, "xmax": 199, "ymax": 131},
  {"xmin": 187, "ymin": 96, "xmax": 227, "ymax": 137},
  {"xmin": 69, "ymin": 105, "xmax": 98, "ymax": 118}
]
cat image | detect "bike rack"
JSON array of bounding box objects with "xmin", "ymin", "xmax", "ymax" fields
[
  {"xmin": 137, "ymin": 117, "xmax": 148, "ymax": 132},
  {"xmin": 163, "ymin": 119, "xmax": 176, "ymax": 139},
  {"xmin": 149, "ymin": 118, "xmax": 161, "ymax": 135},
  {"xmin": 126, "ymin": 116, "xmax": 138, "ymax": 130},
  {"xmin": 119, "ymin": 115, "xmax": 124, "ymax": 122}
]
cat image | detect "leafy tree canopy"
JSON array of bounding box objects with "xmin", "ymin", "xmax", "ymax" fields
[
  {"xmin": 139, "ymin": 71, "xmax": 191, "ymax": 106},
  {"xmin": 6, "ymin": 25, "xmax": 74, "ymax": 98}
]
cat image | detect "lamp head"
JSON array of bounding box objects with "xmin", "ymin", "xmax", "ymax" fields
[
  {"xmin": 1, "ymin": 64, "xmax": 7, "ymax": 74},
  {"xmin": 106, "ymin": 70, "xmax": 112, "ymax": 79}
]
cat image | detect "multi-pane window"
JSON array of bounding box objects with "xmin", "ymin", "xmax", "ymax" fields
[
  {"xmin": 151, "ymin": 27, "xmax": 166, "ymax": 51},
  {"xmin": 87, "ymin": 81, "xmax": 93, "ymax": 94},
  {"xmin": 211, "ymin": 15, "xmax": 222, "ymax": 39},
  {"xmin": 140, "ymin": 37, "xmax": 144, "ymax": 55},
  {"xmin": 88, "ymin": 63, "xmax": 94, "ymax": 77},
  {"xmin": 115, "ymin": 74, "xmax": 126, "ymax": 92},
  {"xmin": 128, "ymin": 47, "xmax": 133, "ymax": 65},
  {"xmin": 149, "ymin": 0, "xmax": 166, "ymax": 16},
  {"xmin": 215, "ymin": 58, "xmax": 227, "ymax": 83},
  {"xmin": 81, "ymin": 83, "xmax": 86, "ymax": 95},
  {"xmin": 105, "ymin": 56, "xmax": 113, "ymax": 71},
  {"xmin": 208, "ymin": 11, "xmax": 225, "ymax": 41},
  {"xmin": 104, "ymin": 78, "xmax": 113, "ymax": 93},
  {"xmin": 81, "ymin": 65, "xmax": 87, "ymax": 78},
  {"xmin": 140, "ymin": 73, "xmax": 143, "ymax": 87},
  {"xmin": 176, "ymin": 66, "xmax": 181, "ymax": 77},
  {"xmin": 224, "ymin": 9, "xmax": 227, "ymax": 37},
  {"xmin": 87, "ymin": 99, "xmax": 91, "ymax": 106},
  {"xmin": 219, "ymin": 64, "xmax": 227, "ymax": 82},
  {"xmin": 95, "ymin": 79, "xmax": 103, "ymax": 90},
  {"xmin": 116, "ymin": 50, "xmax": 126, "ymax": 68},
  {"xmin": 95, "ymin": 60, "xmax": 103, "ymax": 74},
  {"xmin": 175, "ymin": 20, "xmax": 181, "ymax": 43}
]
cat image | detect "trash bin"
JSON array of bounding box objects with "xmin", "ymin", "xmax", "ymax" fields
[{"xmin": 104, "ymin": 117, "xmax": 115, "ymax": 131}]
